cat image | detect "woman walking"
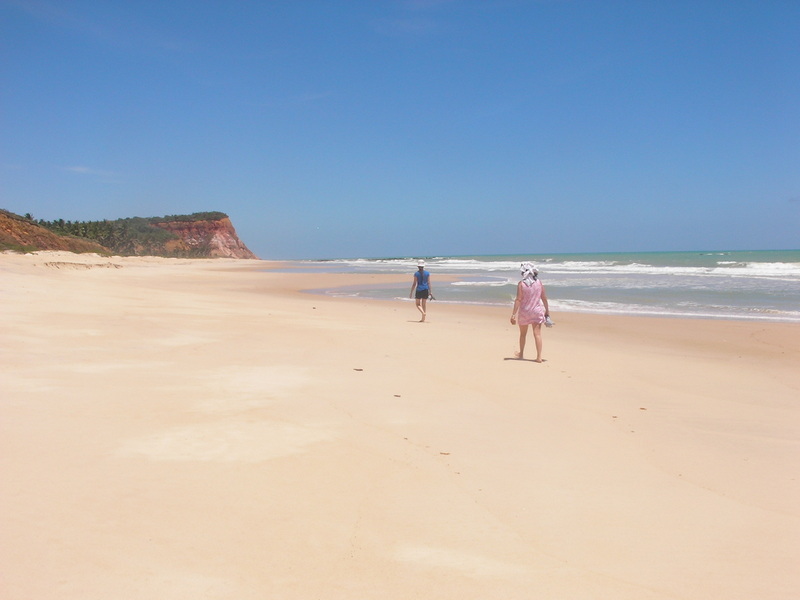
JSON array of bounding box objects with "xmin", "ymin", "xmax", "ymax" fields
[
  {"xmin": 510, "ymin": 262, "xmax": 550, "ymax": 362},
  {"xmin": 409, "ymin": 260, "xmax": 433, "ymax": 322}
]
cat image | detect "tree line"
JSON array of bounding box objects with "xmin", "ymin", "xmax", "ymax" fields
[{"xmin": 30, "ymin": 211, "xmax": 229, "ymax": 256}]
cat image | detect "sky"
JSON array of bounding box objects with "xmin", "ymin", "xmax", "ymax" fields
[{"xmin": 1, "ymin": 0, "xmax": 798, "ymax": 259}]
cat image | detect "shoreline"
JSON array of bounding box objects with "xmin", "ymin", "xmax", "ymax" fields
[
  {"xmin": 2, "ymin": 252, "xmax": 799, "ymax": 599},
  {"xmin": 252, "ymin": 255, "xmax": 800, "ymax": 324},
  {"xmin": 255, "ymin": 260, "xmax": 800, "ymax": 324}
]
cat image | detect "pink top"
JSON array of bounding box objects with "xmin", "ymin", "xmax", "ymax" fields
[{"xmin": 517, "ymin": 280, "xmax": 545, "ymax": 325}]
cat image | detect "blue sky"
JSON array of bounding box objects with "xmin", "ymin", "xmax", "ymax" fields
[{"xmin": 2, "ymin": 0, "xmax": 798, "ymax": 259}]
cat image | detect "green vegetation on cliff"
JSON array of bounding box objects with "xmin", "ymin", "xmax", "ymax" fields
[
  {"xmin": 0, "ymin": 209, "xmax": 110, "ymax": 254},
  {"xmin": 150, "ymin": 212, "xmax": 228, "ymax": 223},
  {"xmin": 32, "ymin": 212, "xmax": 230, "ymax": 256}
]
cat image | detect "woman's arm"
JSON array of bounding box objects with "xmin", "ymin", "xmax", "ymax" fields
[
  {"xmin": 511, "ymin": 282, "xmax": 522, "ymax": 324},
  {"xmin": 541, "ymin": 285, "xmax": 550, "ymax": 316}
]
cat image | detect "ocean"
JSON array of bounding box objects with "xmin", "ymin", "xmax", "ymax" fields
[{"xmin": 291, "ymin": 250, "xmax": 800, "ymax": 323}]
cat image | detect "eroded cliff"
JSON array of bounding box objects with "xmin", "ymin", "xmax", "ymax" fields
[{"xmin": 152, "ymin": 217, "xmax": 257, "ymax": 259}]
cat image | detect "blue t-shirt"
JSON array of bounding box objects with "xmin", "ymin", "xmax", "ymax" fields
[{"xmin": 414, "ymin": 270, "xmax": 430, "ymax": 291}]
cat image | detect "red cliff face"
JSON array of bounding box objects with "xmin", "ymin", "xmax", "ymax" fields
[
  {"xmin": 0, "ymin": 211, "xmax": 109, "ymax": 254},
  {"xmin": 152, "ymin": 217, "xmax": 258, "ymax": 259}
]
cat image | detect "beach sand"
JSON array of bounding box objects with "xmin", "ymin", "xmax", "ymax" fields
[{"xmin": 2, "ymin": 251, "xmax": 798, "ymax": 599}]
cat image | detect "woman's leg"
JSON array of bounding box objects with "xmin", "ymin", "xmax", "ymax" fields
[
  {"xmin": 516, "ymin": 324, "xmax": 528, "ymax": 358},
  {"xmin": 532, "ymin": 323, "xmax": 543, "ymax": 362},
  {"xmin": 415, "ymin": 297, "xmax": 426, "ymax": 321}
]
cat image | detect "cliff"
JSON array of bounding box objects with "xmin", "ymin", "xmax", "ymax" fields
[
  {"xmin": 0, "ymin": 210, "xmax": 110, "ymax": 254},
  {"xmin": 0, "ymin": 210, "xmax": 258, "ymax": 259},
  {"xmin": 151, "ymin": 216, "xmax": 258, "ymax": 259}
]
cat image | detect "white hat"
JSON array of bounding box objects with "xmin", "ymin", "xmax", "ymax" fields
[
  {"xmin": 417, "ymin": 260, "xmax": 426, "ymax": 267},
  {"xmin": 520, "ymin": 262, "xmax": 538, "ymax": 283}
]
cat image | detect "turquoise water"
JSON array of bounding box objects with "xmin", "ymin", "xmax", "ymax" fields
[{"xmin": 290, "ymin": 250, "xmax": 800, "ymax": 322}]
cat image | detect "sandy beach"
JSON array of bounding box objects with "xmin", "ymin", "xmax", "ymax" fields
[{"xmin": 1, "ymin": 251, "xmax": 798, "ymax": 599}]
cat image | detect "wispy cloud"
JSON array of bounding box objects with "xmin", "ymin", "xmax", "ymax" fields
[
  {"xmin": 6, "ymin": 0, "xmax": 119, "ymax": 45},
  {"xmin": 400, "ymin": 0, "xmax": 458, "ymax": 9},
  {"xmin": 369, "ymin": 0, "xmax": 459, "ymax": 37},
  {"xmin": 372, "ymin": 17, "xmax": 439, "ymax": 36},
  {"xmin": 4, "ymin": 0, "xmax": 195, "ymax": 55},
  {"xmin": 3, "ymin": 0, "xmax": 67, "ymax": 23},
  {"xmin": 293, "ymin": 91, "xmax": 336, "ymax": 104},
  {"xmin": 61, "ymin": 166, "xmax": 95, "ymax": 174},
  {"xmin": 242, "ymin": 90, "xmax": 336, "ymax": 110},
  {"xmin": 60, "ymin": 165, "xmax": 119, "ymax": 179}
]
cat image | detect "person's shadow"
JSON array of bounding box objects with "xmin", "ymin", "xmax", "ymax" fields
[{"xmin": 503, "ymin": 356, "xmax": 545, "ymax": 363}]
